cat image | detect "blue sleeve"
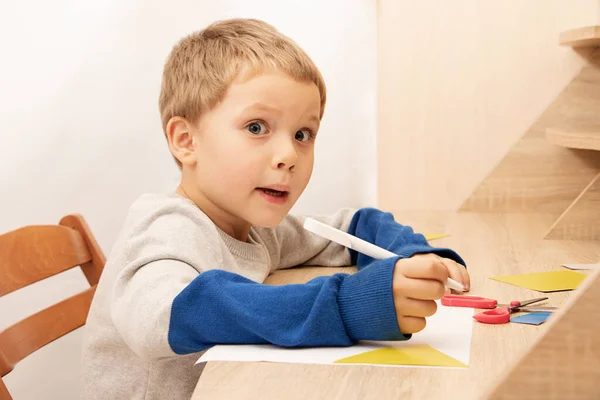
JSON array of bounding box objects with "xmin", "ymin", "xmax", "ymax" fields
[
  {"xmin": 348, "ymin": 208, "xmax": 466, "ymax": 270},
  {"xmin": 168, "ymin": 258, "xmax": 407, "ymax": 355}
]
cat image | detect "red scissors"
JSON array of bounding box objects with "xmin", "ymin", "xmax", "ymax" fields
[{"xmin": 441, "ymin": 295, "xmax": 552, "ymax": 324}]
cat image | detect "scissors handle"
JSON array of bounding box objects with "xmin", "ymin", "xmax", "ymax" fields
[
  {"xmin": 441, "ymin": 295, "xmax": 498, "ymax": 309},
  {"xmin": 473, "ymin": 307, "xmax": 511, "ymax": 324}
]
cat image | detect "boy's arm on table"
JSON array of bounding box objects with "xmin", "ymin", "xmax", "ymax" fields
[
  {"xmin": 268, "ymin": 207, "xmax": 465, "ymax": 271},
  {"xmin": 347, "ymin": 208, "xmax": 466, "ymax": 269},
  {"xmin": 111, "ymin": 257, "xmax": 407, "ymax": 360}
]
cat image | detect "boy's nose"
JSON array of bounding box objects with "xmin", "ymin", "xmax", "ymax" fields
[{"xmin": 272, "ymin": 137, "xmax": 298, "ymax": 172}]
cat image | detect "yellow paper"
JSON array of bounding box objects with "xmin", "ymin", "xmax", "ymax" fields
[
  {"xmin": 424, "ymin": 233, "xmax": 449, "ymax": 241},
  {"xmin": 334, "ymin": 344, "xmax": 466, "ymax": 367},
  {"xmin": 491, "ymin": 270, "xmax": 586, "ymax": 292}
]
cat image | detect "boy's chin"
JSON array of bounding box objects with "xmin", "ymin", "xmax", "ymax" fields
[
  {"xmin": 250, "ymin": 210, "xmax": 290, "ymax": 228},
  {"xmin": 251, "ymin": 216, "xmax": 286, "ymax": 228}
]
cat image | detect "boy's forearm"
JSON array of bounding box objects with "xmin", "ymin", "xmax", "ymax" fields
[
  {"xmin": 348, "ymin": 208, "xmax": 466, "ymax": 269},
  {"xmin": 274, "ymin": 207, "xmax": 465, "ymax": 272},
  {"xmin": 168, "ymin": 260, "xmax": 407, "ymax": 355}
]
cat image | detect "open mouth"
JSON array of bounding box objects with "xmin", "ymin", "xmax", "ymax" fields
[
  {"xmin": 257, "ymin": 187, "xmax": 289, "ymax": 204},
  {"xmin": 258, "ymin": 188, "xmax": 287, "ymax": 197}
]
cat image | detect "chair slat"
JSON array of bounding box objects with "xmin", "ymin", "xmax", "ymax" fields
[
  {"xmin": 0, "ymin": 286, "xmax": 96, "ymax": 377},
  {"xmin": 0, "ymin": 225, "xmax": 92, "ymax": 296},
  {"xmin": 0, "ymin": 350, "xmax": 9, "ymax": 381},
  {"xmin": 0, "ymin": 376, "xmax": 11, "ymax": 400}
]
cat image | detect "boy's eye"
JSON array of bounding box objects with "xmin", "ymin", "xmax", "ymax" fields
[
  {"xmin": 246, "ymin": 122, "xmax": 267, "ymax": 135},
  {"xmin": 295, "ymin": 129, "xmax": 312, "ymax": 142}
]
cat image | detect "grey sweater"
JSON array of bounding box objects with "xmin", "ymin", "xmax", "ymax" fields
[{"xmin": 81, "ymin": 193, "xmax": 462, "ymax": 399}]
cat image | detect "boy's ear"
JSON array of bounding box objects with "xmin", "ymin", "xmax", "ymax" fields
[{"xmin": 166, "ymin": 117, "xmax": 197, "ymax": 166}]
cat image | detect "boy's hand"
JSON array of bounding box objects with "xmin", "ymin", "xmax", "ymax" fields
[
  {"xmin": 439, "ymin": 256, "xmax": 470, "ymax": 295},
  {"xmin": 392, "ymin": 254, "xmax": 470, "ymax": 335}
]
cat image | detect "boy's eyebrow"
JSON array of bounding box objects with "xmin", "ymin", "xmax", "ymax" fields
[
  {"xmin": 242, "ymin": 103, "xmax": 282, "ymax": 115},
  {"xmin": 307, "ymin": 115, "xmax": 320, "ymax": 124}
]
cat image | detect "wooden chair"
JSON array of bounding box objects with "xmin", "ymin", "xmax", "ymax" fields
[{"xmin": 0, "ymin": 214, "xmax": 106, "ymax": 400}]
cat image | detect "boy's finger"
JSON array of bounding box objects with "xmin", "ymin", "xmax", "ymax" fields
[
  {"xmin": 459, "ymin": 264, "xmax": 470, "ymax": 291},
  {"xmin": 440, "ymin": 258, "xmax": 464, "ymax": 285},
  {"xmin": 398, "ymin": 316, "xmax": 426, "ymax": 334},
  {"xmin": 395, "ymin": 297, "xmax": 438, "ymax": 318},
  {"xmin": 441, "ymin": 258, "xmax": 470, "ymax": 291},
  {"xmin": 394, "ymin": 275, "xmax": 446, "ymax": 300},
  {"xmin": 398, "ymin": 254, "xmax": 449, "ymax": 283}
]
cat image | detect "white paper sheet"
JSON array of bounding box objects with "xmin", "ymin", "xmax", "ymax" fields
[
  {"xmin": 196, "ymin": 301, "xmax": 473, "ymax": 368},
  {"xmin": 562, "ymin": 264, "xmax": 600, "ymax": 270}
]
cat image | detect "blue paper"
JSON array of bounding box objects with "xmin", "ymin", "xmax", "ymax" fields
[{"xmin": 510, "ymin": 312, "xmax": 551, "ymax": 325}]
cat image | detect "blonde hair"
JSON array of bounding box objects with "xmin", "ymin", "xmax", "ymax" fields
[{"xmin": 159, "ymin": 18, "xmax": 327, "ymax": 137}]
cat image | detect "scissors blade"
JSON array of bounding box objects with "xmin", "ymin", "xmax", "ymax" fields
[
  {"xmin": 498, "ymin": 303, "xmax": 555, "ymax": 308},
  {"xmin": 500, "ymin": 297, "xmax": 549, "ymax": 310},
  {"xmin": 512, "ymin": 306, "xmax": 557, "ymax": 312},
  {"xmin": 518, "ymin": 297, "xmax": 549, "ymax": 307}
]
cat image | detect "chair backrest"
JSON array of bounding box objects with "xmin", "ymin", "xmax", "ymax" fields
[{"xmin": 0, "ymin": 214, "xmax": 105, "ymax": 399}]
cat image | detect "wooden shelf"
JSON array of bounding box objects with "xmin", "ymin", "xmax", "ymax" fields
[
  {"xmin": 560, "ymin": 26, "xmax": 600, "ymax": 47},
  {"xmin": 460, "ymin": 50, "xmax": 600, "ymax": 213},
  {"xmin": 546, "ymin": 127, "xmax": 600, "ymax": 151}
]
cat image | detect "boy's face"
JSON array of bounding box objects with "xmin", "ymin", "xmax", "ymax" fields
[{"xmin": 185, "ymin": 71, "xmax": 321, "ymax": 232}]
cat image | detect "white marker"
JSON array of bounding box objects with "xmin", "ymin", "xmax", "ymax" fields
[{"xmin": 303, "ymin": 217, "xmax": 465, "ymax": 292}]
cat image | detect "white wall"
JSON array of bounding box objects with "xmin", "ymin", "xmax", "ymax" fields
[
  {"xmin": 0, "ymin": 0, "xmax": 377, "ymax": 252},
  {"xmin": 0, "ymin": 1, "xmax": 376, "ymax": 398}
]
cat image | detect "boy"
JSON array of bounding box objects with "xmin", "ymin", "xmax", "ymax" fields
[{"xmin": 81, "ymin": 18, "xmax": 469, "ymax": 399}]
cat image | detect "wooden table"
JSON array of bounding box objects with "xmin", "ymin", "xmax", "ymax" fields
[{"xmin": 192, "ymin": 212, "xmax": 600, "ymax": 400}]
